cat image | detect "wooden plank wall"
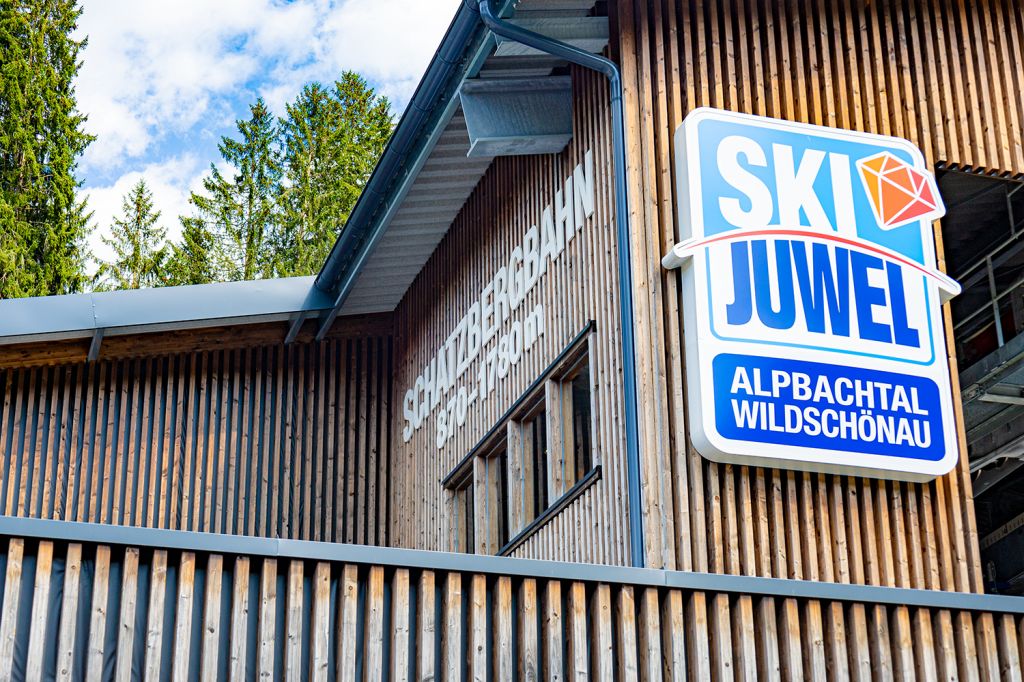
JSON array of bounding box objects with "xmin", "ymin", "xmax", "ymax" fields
[
  {"xmin": 617, "ymin": 0, "xmax": 1024, "ymax": 574},
  {"xmin": 0, "ymin": 335, "xmax": 392, "ymax": 545},
  {"xmin": 613, "ymin": 0, "xmax": 1024, "ymax": 673},
  {"xmin": 0, "ymin": 534, "xmax": 1020, "ymax": 681},
  {"xmin": 391, "ymin": 69, "xmax": 631, "ymax": 563}
]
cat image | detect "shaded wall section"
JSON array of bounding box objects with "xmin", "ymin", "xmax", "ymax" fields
[
  {"xmin": 390, "ymin": 68, "xmax": 630, "ymax": 563},
  {"xmin": 0, "ymin": 328, "xmax": 393, "ymax": 545}
]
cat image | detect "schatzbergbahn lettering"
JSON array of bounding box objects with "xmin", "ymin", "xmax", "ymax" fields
[
  {"xmin": 663, "ymin": 108, "xmax": 960, "ymax": 481},
  {"xmin": 402, "ymin": 151, "xmax": 596, "ymax": 449}
]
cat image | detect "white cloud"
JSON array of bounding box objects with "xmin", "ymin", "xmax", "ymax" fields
[
  {"xmin": 76, "ymin": 0, "xmax": 463, "ymax": 174},
  {"xmin": 75, "ymin": 0, "xmax": 464, "ymax": 279},
  {"xmin": 83, "ymin": 155, "xmax": 208, "ymax": 271},
  {"xmin": 266, "ymin": 0, "xmax": 464, "ymax": 107}
]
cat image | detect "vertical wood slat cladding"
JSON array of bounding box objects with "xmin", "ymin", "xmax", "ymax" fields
[
  {"xmin": 617, "ymin": 0, "xmax": 1023, "ymax": 575},
  {"xmin": 614, "ymin": 0, "xmax": 1024, "ymax": 674},
  {"xmin": 0, "ymin": 534, "xmax": 1021, "ymax": 681},
  {"xmin": 391, "ymin": 68, "xmax": 629, "ymax": 563},
  {"xmin": 0, "ymin": 337, "xmax": 392, "ymax": 545}
]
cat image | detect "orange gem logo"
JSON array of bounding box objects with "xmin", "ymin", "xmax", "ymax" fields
[{"xmin": 856, "ymin": 152, "xmax": 945, "ymax": 230}]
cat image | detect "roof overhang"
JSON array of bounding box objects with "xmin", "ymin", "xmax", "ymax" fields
[
  {"xmin": 0, "ymin": 276, "xmax": 332, "ymax": 346},
  {"xmin": 314, "ymin": 0, "xmax": 607, "ymax": 321}
]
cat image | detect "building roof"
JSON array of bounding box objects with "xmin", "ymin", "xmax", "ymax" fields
[{"xmin": 0, "ymin": 277, "xmax": 330, "ymax": 346}]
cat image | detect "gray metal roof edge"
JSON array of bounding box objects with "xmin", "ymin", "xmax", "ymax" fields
[
  {"xmin": 0, "ymin": 276, "xmax": 332, "ymax": 344},
  {"xmin": 2, "ymin": 515, "xmax": 1023, "ymax": 615}
]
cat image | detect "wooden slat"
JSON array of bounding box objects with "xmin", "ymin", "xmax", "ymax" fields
[
  {"xmin": 227, "ymin": 556, "xmax": 249, "ymax": 682},
  {"xmin": 257, "ymin": 558, "xmax": 277, "ymax": 680},
  {"xmin": 997, "ymin": 613, "xmax": 1023, "ymax": 682},
  {"xmin": 442, "ymin": 572, "xmax": 463, "ymax": 681},
  {"xmin": 0, "ymin": 334, "xmax": 393, "ymax": 545},
  {"xmin": 390, "ymin": 568, "xmax": 411, "ymax": 682},
  {"xmin": 617, "ymin": 585, "xmax": 639, "ymax": 680},
  {"xmin": 591, "ymin": 584, "xmax": 614, "ymax": 679},
  {"xmin": 201, "ymin": 554, "xmax": 224, "ymax": 682},
  {"xmin": 337, "ymin": 564, "xmax": 359, "ymax": 681},
  {"xmin": 24, "ymin": 540, "xmax": 53, "ymax": 682},
  {"xmin": 543, "ymin": 580, "xmax": 563, "ymax": 681},
  {"xmin": 85, "ymin": 545, "xmax": 111, "ymax": 681},
  {"xmin": 468, "ymin": 573, "xmax": 487, "ymax": 680},
  {"xmin": 567, "ymin": 581, "xmax": 589, "ymax": 678},
  {"xmin": 311, "ymin": 562, "xmax": 332, "ymax": 682},
  {"xmin": 519, "ymin": 578, "xmax": 539, "ymax": 681},
  {"xmin": 55, "ymin": 543, "xmax": 82, "ymax": 682},
  {"xmin": 144, "ymin": 549, "xmax": 169, "ymax": 680},
  {"xmin": 417, "ymin": 570, "xmax": 437, "ymax": 682},
  {"xmin": 495, "ymin": 576, "xmax": 514, "ymax": 680},
  {"xmin": 114, "ymin": 547, "xmax": 140, "ymax": 682},
  {"xmin": 365, "ymin": 565, "xmax": 386, "ymax": 681},
  {"xmin": 661, "ymin": 589, "xmax": 687, "ymax": 681},
  {"xmin": 284, "ymin": 560, "xmax": 304, "ymax": 681},
  {"xmin": 169, "ymin": 548, "xmax": 195, "ymax": 679},
  {"xmin": 1, "ymin": 535, "xmax": 1023, "ymax": 680},
  {"xmin": 638, "ymin": 588, "xmax": 663, "ymax": 682}
]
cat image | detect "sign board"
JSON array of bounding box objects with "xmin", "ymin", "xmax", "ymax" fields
[{"xmin": 663, "ymin": 108, "xmax": 960, "ymax": 481}]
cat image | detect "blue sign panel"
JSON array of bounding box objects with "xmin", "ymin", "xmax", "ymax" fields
[{"xmin": 663, "ymin": 108, "xmax": 960, "ymax": 481}]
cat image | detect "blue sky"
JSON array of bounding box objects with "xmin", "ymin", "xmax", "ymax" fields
[{"xmin": 75, "ymin": 0, "xmax": 462, "ymax": 265}]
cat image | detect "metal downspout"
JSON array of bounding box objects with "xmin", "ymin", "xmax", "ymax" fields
[{"xmin": 477, "ymin": 0, "xmax": 645, "ymax": 568}]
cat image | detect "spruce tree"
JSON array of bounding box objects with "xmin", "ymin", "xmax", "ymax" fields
[
  {"xmin": 276, "ymin": 72, "xmax": 392, "ymax": 276},
  {"xmin": 186, "ymin": 98, "xmax": 281, "ymax": 282},
  {"xmin": 0, "ymin": 0, "xmax": 94, "ymax": 298},
  {"xmin": 94, "ymin": 179, "xmax": 167, "ymax": 290},
  {"xmin": 164, "ymin": 217, "xmax": 217, "ymax": 286}
]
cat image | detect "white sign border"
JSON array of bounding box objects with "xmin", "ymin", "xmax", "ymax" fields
[{"xmin": 672, "ymin": 107, "xmax": 960, "ymax": 483}]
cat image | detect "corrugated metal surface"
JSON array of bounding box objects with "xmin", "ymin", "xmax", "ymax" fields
[
  {"xmin": 0, "ymin": 336, "xmax": 392, "ymax": 545},
  {"xmin": 340, "ymin": 114, "xmax": 492, "ymax": 315},
  {"xmin": 339, "ymin": 0, "xmax": 602, "ymax": 316}
]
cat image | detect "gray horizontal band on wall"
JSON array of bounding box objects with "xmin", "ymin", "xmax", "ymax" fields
[{"xmin": 3, "ymin": 515, "xmax": 1022, "ymax": 616}]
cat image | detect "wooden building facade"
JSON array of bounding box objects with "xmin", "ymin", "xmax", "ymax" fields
[
  {"xmin": 0, "ymin": 319, "xmax": 393, "ymax": 546},
  {"xmin": 0, "ymin": 0, "xmax": 1022, "ymax": 679}
]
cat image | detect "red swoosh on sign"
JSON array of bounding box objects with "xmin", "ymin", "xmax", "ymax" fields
[{"xmin": 661, "ymin": 226, "xmax": 961, "ymax": 303}]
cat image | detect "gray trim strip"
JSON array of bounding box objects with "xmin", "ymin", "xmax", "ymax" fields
[
  {"xmin": 2, "ymin": 515, "xmax": 1022, "ymax": 615},
  {"xmin": 0, "ymin": 276, "xmax": 333, "ymax": 345},
  {"xmin": 498, "ymin": 464, "xmax": 602, "ymax": 556}
]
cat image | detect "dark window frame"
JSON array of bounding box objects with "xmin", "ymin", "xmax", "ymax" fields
[{"xmin": 442, "ymin": 322, "xmax": 600, "ymax": 556}]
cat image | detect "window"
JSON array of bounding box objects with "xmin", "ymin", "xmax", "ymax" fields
[
  {"xmin": 443, "ymin": 324, "xmax": 599, "ymax": 555},
  {"xmin": 550, "ymin": 352, "xmax": 593, "ymax": 491},
  {"xmin": 474, "ymin": 443, "xmax": 508, "ymax": 554},
  {"xmin": 508, "ymin": 400, "xmax": 549, "ymax": 533},
  {"xmin": 450, "ymin": 473, "xmax": 474, "ymax": 554}
]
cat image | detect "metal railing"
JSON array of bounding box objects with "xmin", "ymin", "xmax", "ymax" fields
[{"xmin": 0, "ymin": 516, "xmax": 1022, "ymax": 680}]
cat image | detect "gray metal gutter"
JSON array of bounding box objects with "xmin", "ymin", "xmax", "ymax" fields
[
  {"xmin": 477, "ymin": 0, "xmax": 646, "ymax": 569},
  {"xmin": 3, "ymin": 516, "xmax": 1023, "ymax": 615},
  {"xmin": 0, "ymin": 276, "xmax": 332, "ymax": 345}
]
